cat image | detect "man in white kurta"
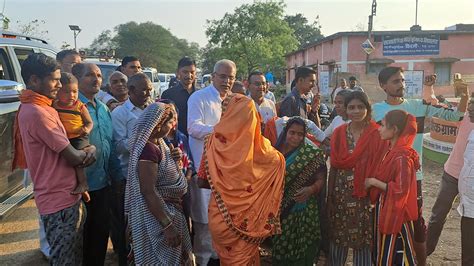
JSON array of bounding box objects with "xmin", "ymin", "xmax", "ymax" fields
[
  {"xmin": 457, "ymin": 99, "xmax": 474, "ymax": 266},
  {"xmin": 247, "ymin": 71, "xmax": 277, "ymax": 123},
  {"xmin": 187, "ymin": 59, "xmax": 236, "ymax": 265}
]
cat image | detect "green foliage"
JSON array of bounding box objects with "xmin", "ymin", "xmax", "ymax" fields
[
  {"xmin": 14, "ymin": 19, "xmax": 48, "ymax": 39},
  {"xmin": 87, "ymin": 22, "xmax": 199, "ymax": 73},
  {"xmin": 88, "ymin": 30, "xmax": 116, "ymax": 55},
  {"xmin": 205, "ymin": 1, "xmax": 298, "ymax": 77},
  {"xmin": 113, "ymin": 21, "xmax": 199, "ymax": 72},
  {"xmin": 284, "ymin": 14, "xmax": 323, "ymax": 47}
]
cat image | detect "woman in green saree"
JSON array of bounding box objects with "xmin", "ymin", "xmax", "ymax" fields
[{"xmin": 272, "ymin": 117, "xmax": 327, "ymax": 265}]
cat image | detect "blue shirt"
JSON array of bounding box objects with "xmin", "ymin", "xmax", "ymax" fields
[
  {"xmin": 79, "ymin": 92, "xmax": 122, "ymax": 190},
  {"xmin": 372, "ymin": 98, "xmax": 463, "ymax": 180}
]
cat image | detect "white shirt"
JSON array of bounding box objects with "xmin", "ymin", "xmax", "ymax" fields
[
  {"xmin": 264, "ymin": 91, "xmax": 276, "ymax": 103},
  {"xmin": 111, "ymin": 99, "xmax": 144, "ymax": 177},
  {"xmin": 274, "ymin": 116, "xmax": 326, "ymax": 143},
  {"xmin": 253, "ymin": 97, "xmax": 277, "ymax": 123},
  {"xmin": 458, "ymin": 130, "xmax": 474, "ymax": 218},
  {"xmin": 187, "ymin": 84, "xmax": 225, "ymax": 223},
  {"xmin": 324, "ymin": 115, "xmax": 350, "ymax": 138},
  {"xmin": 96, "ymin": 90, "xmax": 117, "ymax": 105}
]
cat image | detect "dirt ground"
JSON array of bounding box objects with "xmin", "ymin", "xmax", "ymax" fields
[{"xmin": 0, "ymin": 158, "xmax": 461, "ymax": 265}]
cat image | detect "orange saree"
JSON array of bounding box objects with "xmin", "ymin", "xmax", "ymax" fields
[{"xmin": 199, "ymin": 94, "xmax": 285, "ymax": 265}]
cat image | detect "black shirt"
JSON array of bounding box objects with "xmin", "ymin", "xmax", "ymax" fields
[
  {"xmin": 161, "ymin": 82, "xmax": 195, "ymax": 135},
  {"xmin": 279, "ymin": 87, "xmax": 308, "ymax": 119}
]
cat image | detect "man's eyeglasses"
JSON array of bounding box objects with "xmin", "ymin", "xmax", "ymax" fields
[
  {"xmin": 215, "ymin": 73, "xmax": 236, "ymax": 81},
  {"xmin": 251, "ymin": 81, "xmax": 266, "ymax": 87}
]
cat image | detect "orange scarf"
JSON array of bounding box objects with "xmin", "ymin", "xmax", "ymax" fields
[
  {"xmin": 330, "ymin": 120, "xmax": 389, "ymax": 198},
  {"xmin": 263, "ymin": 117, "xmax": 278, "ymax": 146},
  {"xmin": 201, "ymin": 94, "xmax": 285, "ymax": 242},
  {"xmin": 371, "ymin": 114, "xmax": 420, "ymax": 234},
  {"xmin": 12, "ymin": 90, "xmax": 53, "ymax": 170}
]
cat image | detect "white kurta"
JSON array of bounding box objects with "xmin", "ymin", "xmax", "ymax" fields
[
  {"xmin": 458, "ymin": 130, "xmax": 474, "ymax": 218},
  {"xmin": 187, "ymin": 85, "xmax": 225, "ymax": 223},
  {"xmin": 254, "ymin": 97, "xmax": 277, "ymax": 123},
  {"xmin": 111, "ymin": 99, "xmax": 144, "ymax": 177}
]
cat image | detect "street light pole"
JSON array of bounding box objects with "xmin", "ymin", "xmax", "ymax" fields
[
  {"xmin": 68, "ymin": 25, "xmax": 82, "ymax": 51},
  {"xmin": 415, "ymin": 0, "xmax": 419, "ymax": 25},
  {"xmin": 365, "ymin": 0, "xmax": 377, "ymax": 74}
]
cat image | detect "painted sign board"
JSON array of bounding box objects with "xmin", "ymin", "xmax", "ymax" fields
[
  {"xmin": 319, "ymin": 71, "xmax": 330, "ymax": 96},
  {"xmin": 404, "ymin": 70, "xmax": 424, "ymax": 98},
  {"xmin": 383, "ymin": 34, "xmax": 440, "ymax": 56}
]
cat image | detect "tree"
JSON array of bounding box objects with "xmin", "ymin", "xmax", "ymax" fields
[
  {"xmin": 60, "ymin": 42, "xmax": 72, "ymax": 50},
  {"xmin": 88, "ymin": 30, "xmax": 116, "ymax": 55},
  {"xmin": 14, "ymin": 19, "xmax": 48, "ymax": 39},
  {"xmin": 201, "ymin": 44, "xmax": 231, "ymax": 75},
  {"xmin": 284, "ymin": 14, "xmax": 323, "ymax": 47},
  {"xmin": 205, "ymin": 1, "xmax": 298, "ymax": 76},
  {"xmin": 87, "ymin": 22, "xmax": 199, "ymax": 72}
]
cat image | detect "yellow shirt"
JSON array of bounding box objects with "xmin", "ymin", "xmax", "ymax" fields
[{"xmin": 53, "ymin": 100, "xmax": 85, "ymax": 139}]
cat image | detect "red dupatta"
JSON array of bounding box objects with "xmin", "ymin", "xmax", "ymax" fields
[
  {"xmin": 330, "ymin": 120, "xmax": 389, "ymax": 198},
  {"xmin": 371, "ymin": 114, "xmax": 420, "ymax": 234}
]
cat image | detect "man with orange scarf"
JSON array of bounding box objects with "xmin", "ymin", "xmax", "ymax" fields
[
  {"xmin": 13, "ymin": 53, "xmax": 96, "ymax": 265},
  {"xmin": 198, "ymin": 94, "xmax": 285, "ymax": 265}
]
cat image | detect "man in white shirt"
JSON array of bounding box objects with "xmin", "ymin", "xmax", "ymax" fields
[
  {"xmin": 457, "ymin": 98, "xmax": 474, "ymax": 266},
  {"xmin": 110, "ymin": 73, "xmax": 152, "ymax": 265},
  {"xmin": 187, "ymin": 59, "xmax": 237, "ymax": 265},
  {"xmin": 247, "ymin": 71, "xmax": 277, "ymax": 123},
  {"xmin": 325, "ymin": 89, "xmax": 352, "ymax": 138},
  {"xmin": 331, "ymin": 78, "xmax": 348, "ymax": 103}
]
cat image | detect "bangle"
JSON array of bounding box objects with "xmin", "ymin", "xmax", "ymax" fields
[
  {"xmin": 162, "ymin": 221, "xmax": 173, "ymax": 231},
  {"xmin": 159, "ymin": 216, "xmax": 172, "ymax": 227}
]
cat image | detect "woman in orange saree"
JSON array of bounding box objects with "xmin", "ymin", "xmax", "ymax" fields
[{"xmin": 198, "ymin": 93, "xmax": 285, "ymax": 265}]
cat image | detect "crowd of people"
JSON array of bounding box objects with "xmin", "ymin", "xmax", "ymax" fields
[{"xmin": 13, "ymin": 49, "xmax": 473, "ymax": 266}]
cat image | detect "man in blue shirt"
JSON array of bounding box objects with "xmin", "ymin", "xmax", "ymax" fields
[
  {"xmin": 73, "ymin": 62, "xmax": 122, "ymax": 265},
  {"xmin": 372, "ymin": 66, "xmax": 468, "ymax": 265}
]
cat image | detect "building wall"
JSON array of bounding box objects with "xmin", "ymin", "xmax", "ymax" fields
[{"xmin": 286, "ymin": 32, "xmax": 474, "ymax": 101}]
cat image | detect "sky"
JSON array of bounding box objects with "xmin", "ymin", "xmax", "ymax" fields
[{"xmin": 4, "ymin": 0, "xmax": 474, "ymax": 50}]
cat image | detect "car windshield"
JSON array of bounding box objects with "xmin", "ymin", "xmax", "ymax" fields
[
  {"xmin": 144, "ymin": 72, "xmax": 152, "ymax": 80},
  {"xmin": 158, "ymin": 74, "xmax": 166, "ymax": 82},
  {"xmin": 97, "ymin": 64, "xmax": 119, "ymax": 87}
]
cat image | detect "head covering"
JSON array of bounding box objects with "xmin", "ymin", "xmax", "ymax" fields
[
  {"xmin": 201, "ymin": 93, "xmax": 285, "ymax": 243},
  {"xmin": 330, "ymin": 120, "xmax": 389, "ymax": 198},
  {"xmin": 371, "ymin": 114, "xmax": 420, "ymax": 234},
  {"xmin": 125, "ymin": 102, "xmax": 172, "ymax": 215}
]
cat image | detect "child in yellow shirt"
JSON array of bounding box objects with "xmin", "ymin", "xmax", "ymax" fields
[{"xmin": 53, "ymin": 72, "xmax": 93, "ymax": 197}]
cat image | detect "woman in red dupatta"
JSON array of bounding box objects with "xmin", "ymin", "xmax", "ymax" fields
[
  {"xmin": 198, "ymin": 94, "xmax": 285, "ymax": 265},
  {"xmin": 328, "ymin": 91, "xmax": 389, "ymax": 265},
  {"xmin": 365, "ymin": 110, "xmax": 419, "ymax": 265}
]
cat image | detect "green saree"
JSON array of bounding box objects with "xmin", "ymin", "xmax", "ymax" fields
[{"xmin": 272, "ymin": 144, "xmax": 326, "ymax": 266}]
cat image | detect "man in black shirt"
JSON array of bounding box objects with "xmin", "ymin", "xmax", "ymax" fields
[
  {"xmin": 279, "ymin": 66, "xmax": 317, "ymax": 119},
  {"xmin": 161, "ymin": 57, "xmax": 197, "ymax": 136}
]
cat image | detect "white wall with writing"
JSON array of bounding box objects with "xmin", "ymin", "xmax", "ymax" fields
[{"xmin": 404, "ymin": 70, "xmax": 424, "ymax": 98}]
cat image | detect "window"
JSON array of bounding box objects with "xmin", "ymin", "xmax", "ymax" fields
[
  {"xmin": 0, "ymin": 48, "xmax": 15, "ymax": 81},
  {"xmin": 0, "ymin": 108, "xmax": 24, "ymax": 200},
  {"xmin": 37, "ymin": 48, "xmax": 57, "ymax": 59},
  {"xmin": 434, "ymin": 63, "xmax": 451, "ymax": 85},
  {"xmin": 14, "ymin": 48, "xmax": 35, "ymax": 67}
]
